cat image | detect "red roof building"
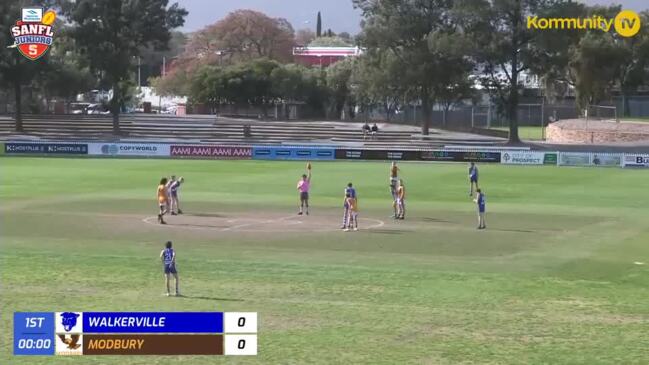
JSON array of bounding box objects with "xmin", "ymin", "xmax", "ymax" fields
[{"xmin": 292, "ymin": 46, "xmax": 363, "ymax": 67}]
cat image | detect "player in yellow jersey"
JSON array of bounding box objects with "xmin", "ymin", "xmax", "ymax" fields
[
  {"xmin": 157, "ymin": 177, "xmax": 169, "ymax": 224},
  {"xmin": 396, "ymin": 179, "xmax": 405, "ymax": 220},
  {"xmin": 344, "ymin": 193, "xmax": 359, "ymax": 231},
  {"xmin": 389, "ymin": 162, "xmax": 400, "ymax": 218}
]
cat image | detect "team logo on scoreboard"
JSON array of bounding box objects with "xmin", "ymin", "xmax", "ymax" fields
[
  {"xmin": 55, "ymin": 334, "xmax": 83, "ymax": 355},
  {"xmin": 9, "ymin": 7, "xmax": 56, "ymax": 60},
  {"xmin": 56, "ymin": 312, "xmax": 83, "ymax": 333}
]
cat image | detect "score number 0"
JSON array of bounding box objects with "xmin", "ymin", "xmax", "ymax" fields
[{"xmin": 224, "ymin": 312, "xmax": 257, "ymax": 356}]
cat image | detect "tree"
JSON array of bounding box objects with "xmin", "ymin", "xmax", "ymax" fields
[
  {"xmin": 296, "ymin": 28, "xmax": 316, "ymax": 46},
  {"xmin": 0, "ymin": 0, "xmax": 57, "ymax": 131},
  {"xmin": 569, "ymin": 32, "xmax": 627, "ymax": 114},
  {"xmin": 138, "ymin": 31, "xmax": 187, "ymax": 86},
  {"xmin": 338, "ymin": 32, "xmax": 353, "ymax": 43},
  {"xmin": 351, "ymin": 52, "xmax": 406, "ymax": 122},
  {"xmin": 184, "ymin": 10, "xmax": 294, "ymax": 65},
  {"xmin": 355, "ymin": 0, "xmax": 473, "ymax": 135},
  {"xmin": 309, "ymin": 36, "xmax": 352, "ymax": 47},
  {"xmin": 326, "ymin": 57, "xmax": 355, "ymax": 119},
  {"xmin": 67, "ymin": 0, "xmax": 187, "ymax": 134},
  {"xmin": 456, "ymin": 0, "xmax": 566, "ymax": 143},
  {"xmin": 189, "ymin": 59, "xmax": 281, "ymax": 117},
  {"xmin": 270, "ymin": 63, "xmax": 328, "ymax": 118},
  {"xmin": 316, "ymin": 11, "xmax": 322, "ymax": 37},
  {"xmin": 614, "ymin": 11, "xmax": 649, "ymax": 117}
]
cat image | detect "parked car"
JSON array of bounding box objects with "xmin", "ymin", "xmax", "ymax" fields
[
  {"xmin": 70, "ymin": 103, "xmax": 90, "ymax": 114},
  {"xmin": 87, "ymin": 104, "xmax": 110, "ymax": 115}
]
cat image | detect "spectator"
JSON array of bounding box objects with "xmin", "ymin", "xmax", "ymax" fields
[
  {"xmin": 371, "ymin": 123, "xmax": 379, "ymax": 139},
  {"xmin": 362, "ymin": 122, "xmax": 371, "ymax": 140}
]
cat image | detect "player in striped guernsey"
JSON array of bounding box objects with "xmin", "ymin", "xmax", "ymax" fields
[
  {"xmin": 389, "ymin": 162, "xmax": 400, "ymax": 218},
  {"xmin": 160, "ymin": 241, "xmax": 180, "ymax": 297},
  {"xmin": 167, "ymin": 176, "xmax": 184, "ymax": 215},
  {"xmin": 341, "ymin": 182, "xmax": 356, "ymax": 229}
]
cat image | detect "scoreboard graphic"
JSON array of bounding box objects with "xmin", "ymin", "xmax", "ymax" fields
[{"xmin": 14, "ymin": 312, "xmax": 257, "ymax": 356}]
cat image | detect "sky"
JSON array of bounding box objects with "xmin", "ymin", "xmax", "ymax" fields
[{"xmin": 175, "ymin": 0, "xmax": 648, "ymax": 35}]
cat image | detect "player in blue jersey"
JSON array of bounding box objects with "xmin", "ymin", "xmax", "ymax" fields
[
  {"xmin": 341, "ymin": 183, "xmax": 357, "ymax": 229},
  {"xmin": 468, "ymin": 162, "xmax": 479, "ymax": 197},
  {"xmin": 160, "ymin": 241, "xmax": 180, "ymax": 296},
  {"xmin": 473, "ymin": 188, "xmax": 486, "ymax": 229}
]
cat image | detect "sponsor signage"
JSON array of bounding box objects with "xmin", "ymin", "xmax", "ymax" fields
[
  {"xmin": 559, "ymin": 152, "xmax": 591, "ymax": 166},
  {"xmin": 88, "ymin": 143, "xmax": 169, "ymax": 156},
  {"xmin": 252, "ymin": 146, "xmax": 335, "ymax": 160},
  {"xmin": 420, "ymin": 150, "xmax": 501, "ymax": 163},
  {"xmin": 623, "ymin": 154, "xmax": 649, "ymax": 167},
  {"xmin": 5, "ymin": 143, "xmax": 87, "ymax": 154},
  {"xmin": 501, "ymin": 152, "xmax": 559, "ymax": 165},
  {"xmin": 334, "ymin": 149, "xmax": 421, "ymax": 160},
  {"xmin": 171, "ymin": 145, "xmax": 252, "ymax": 159},
  {"xmin": 591, "ymin": 154, "xmax": 622, "ymax": 167},
  {"xmin": 501, "ymin": 151, "xmax": 545, "ymax": 165},
  {"xmin": 543, "ymin": 153, "xmax": 558, "ymax": 165}
]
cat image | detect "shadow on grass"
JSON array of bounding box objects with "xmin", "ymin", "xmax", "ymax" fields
[
  {"xmin": 176, "ymin": 294, "xmax": 244, "ymax": 302},
  {"xmin": 487, "ymin": 228, "xmax": 536, "ymax": 233},
  {"xmin": 186, "ymin": 212, "xmax": 226, "ymax": 218},
  {"xmin": 368, "ymin": 229, "xmax": 409, "ymax": 235},
  {"xmin": 416, "ymin": 217, "xmax": 454, "ymax": 224},
  {"xmin": 165, "ymin": 223, "xmax": 228, "ymax": 229}
]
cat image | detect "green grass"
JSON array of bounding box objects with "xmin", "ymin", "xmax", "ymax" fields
[
  {"xmin": 620, "ymin": 117, "xmax": 649, "ymax": 122},
  {"xmin": 491, "ymin": 126, "xmax": 545, "ymax": 140},
  {"xmin": 1, "ymin": 157, "xmax": 648, "ymax": 364}
]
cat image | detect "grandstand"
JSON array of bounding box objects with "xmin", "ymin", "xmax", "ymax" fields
[{"xmin": 0, "ymin": 115, "xmax": 504, "ymax": 148}]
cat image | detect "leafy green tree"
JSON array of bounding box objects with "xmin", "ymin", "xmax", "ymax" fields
[
  {"xmin": 569, "ymin": 32, "xmax": 627, "ymax": 114},
  {"xmin": 614, "ymin": 11, "xmax": 649, "ymax": 117},
  {"xmin": 0, "ymin": 0, "xmax": 58, "ymax": 131},
  {"xmin": 355, "ymin": 0, "xmax": 473, "ymax": 134},
  {"xmin": 351, "ymin": 52, "xmax": 406, "ymax": 121},
  {"xmin": 326, "ymin": 57, "xmax": 355, "ymax": 119},
  {"xmin": 66, "ymin": 0, "xmax": 187, "ymax": 134},
  {"xmin": 309, "ymin": 36, "xmax": 352, "ymax": 47}
]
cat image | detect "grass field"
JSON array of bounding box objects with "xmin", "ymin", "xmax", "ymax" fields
[
  {"xmin": 1, "ymin": 157, "xmax": 648, "ymax": 364},
  {"xmin": 491, "ymin": 126, "xmax": 545, "ymax": 140}
]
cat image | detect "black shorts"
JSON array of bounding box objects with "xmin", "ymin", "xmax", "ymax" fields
[
  {"xmin": 300, "ymin": 192, "xmax": 309, "ymax": 201},
  {"xmin": 164, "ymin": 264, "xmax": 177, "ymax": 274}
]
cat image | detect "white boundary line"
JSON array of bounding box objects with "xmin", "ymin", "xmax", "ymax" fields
[{"xmin": 141, "ymin": 214, "xmax": 385, "ymax": 232}]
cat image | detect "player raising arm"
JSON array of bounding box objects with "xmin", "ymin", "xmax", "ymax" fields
[
  {"xmin": 157, "ymin": 178, "xmax": 169, "ymax": 224},
  {"xmin": 297, "ymin": 162, "xmax": 312, "ymax": 215},
  {"xmin": 160, "ymin": 241, "xmax": 180, "ymax": 296}
]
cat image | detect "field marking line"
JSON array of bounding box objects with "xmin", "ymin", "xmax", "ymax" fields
[{"xmin": 221, "ymin": 214, "xmax": 296, "ymax": 232}]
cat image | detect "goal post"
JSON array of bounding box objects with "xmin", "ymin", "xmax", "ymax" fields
[{"xmin": 586, "ymin": 105, "xmax": 619, "ymax": 123}]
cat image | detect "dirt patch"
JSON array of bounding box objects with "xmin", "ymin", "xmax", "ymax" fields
[{"xmin": 546, "ymin": 119, "xmax": 649, "ymax": 143}]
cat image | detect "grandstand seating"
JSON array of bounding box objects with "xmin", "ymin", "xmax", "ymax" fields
[{"xmin": 0, "ymin": 115, "xmax": 503, "ymax": 148}]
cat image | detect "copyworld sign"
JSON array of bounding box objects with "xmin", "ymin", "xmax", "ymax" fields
[{"xmin": 88, "ymin": 143, "xmax": 170, "ymax": 156}]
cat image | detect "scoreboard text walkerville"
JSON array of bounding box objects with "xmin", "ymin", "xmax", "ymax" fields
[{"xmin": 14, "ymin": 312, "xmax": 257, "ymax": 356}]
